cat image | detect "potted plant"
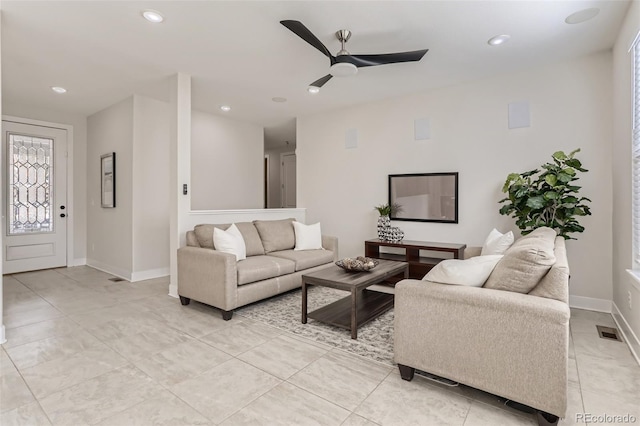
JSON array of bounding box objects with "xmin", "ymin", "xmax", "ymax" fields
[
  {"xmin": 498, "ymin": 149, "xmax": 591, "ymax": 240},
  {"xmin": 374, "ymin": 203, "xmax": 403, "ymax": 240}
]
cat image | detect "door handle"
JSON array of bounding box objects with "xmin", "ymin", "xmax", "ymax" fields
[{"xmin": 60, "ymin": 213, "xmax": 66, "ymax": 218}]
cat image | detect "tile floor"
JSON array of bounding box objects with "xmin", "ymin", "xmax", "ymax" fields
[{"xmin": 1, "ymin": 266, "xmax": 639, "ymax": 425}]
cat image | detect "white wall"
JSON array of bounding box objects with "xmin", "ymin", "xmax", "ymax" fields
[
  {"xmin": 190, "ymin": 110, "xmax": 264, "ymax": 210},
  {"xmin": 3, "ymin": 104, "xmax": 88, "ymax": 265},
  {"xmin": 132, "ymin": 95, "xmax": 170, "ymax": 280},
  {"xmin": 87, "ymin": 97, "xmax": 134, "ymax": 278},
  {"xmin": 298, "ymin": 51, "xmax": 613, "ymax": 304},
  {"xmin": 612, "ymin": 1, "xmax": 640, "ymax": 358}
]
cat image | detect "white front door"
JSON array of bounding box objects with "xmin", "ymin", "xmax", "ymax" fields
[
  {"xmin": 2, "ymin": 121, "xmax": 67, "ymax": 274},
  {"xmin": 281, "ymin": 152, "xmax": 296, "ymax": 208}
]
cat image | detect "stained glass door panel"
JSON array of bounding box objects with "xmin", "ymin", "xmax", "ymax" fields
[{"xmin": 8, "ymin": 134, "xmax": 54, "ymax": 234}]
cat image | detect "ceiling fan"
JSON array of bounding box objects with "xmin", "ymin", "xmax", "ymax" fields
[{"xmin": 280, "ymin": 20, "xmax": 428, "ymax": 91}]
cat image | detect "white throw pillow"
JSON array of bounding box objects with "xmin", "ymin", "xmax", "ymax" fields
[
  {"xmin": 422, "ymin": 255, "xmax": 504, "ymax": 287},
  {"xmin": 293, "ymin": 221, "xmax": 323, "ymax": 251},
  {"xmin": 481, "ymin": 228, "xmax": 514, "ymax": 256},
  {"xmin": 213, "ymin": 223, "xmax": 246, "ymax": 261}
]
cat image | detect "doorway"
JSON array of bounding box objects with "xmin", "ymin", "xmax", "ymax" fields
[
  {"xmin": 280, "ymin": 151, "xmax": 296, "ymax": 208},
  {"xmin": 2, "ymin": 120, "xmax": 68, "ymax": 274}
]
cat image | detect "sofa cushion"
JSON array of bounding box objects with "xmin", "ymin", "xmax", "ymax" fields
[
  {"xmin": 236, "ymin": 255, "xmax": 296, "ymax": 286},
  {"xmin": 269, "ymin": 249, "xmax": 335, "ymax": 271},
  {"xmin": 213, "ymin": 224, "xmax": 246, "ymax": 261},
  {"xmin": 422, "ymin": 255, "xmax": 503, "ymax": 287},
  {"xmin": 253, "ymin": 218, "xmax": 295, "ymax": 253},
  {"xmin": 235, "ymin": 222, "xmax": 266, "ymax": 256},
  {"xmin": 194, "ymin": 224, "xmax": 225, "ymax": 249},
  {"xmin": 293, "ymin": 221, "xmax": 323, "ymax": 251},
  {"xmin": 194, "ymin": 222, "xmax": 265, "ymax": 256},
  {"xmin": 483, "ymin": 227, "xmax": 557, "ymax": 294}
]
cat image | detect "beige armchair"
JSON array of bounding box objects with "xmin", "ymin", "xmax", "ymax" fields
[{"xmin": 394, "ymin": 236, "xmax": 570, "ymax": 426}]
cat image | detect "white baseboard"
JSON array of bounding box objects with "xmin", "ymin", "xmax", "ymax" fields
[
  {"xmin": 611, "ymin": 302, "xmax": 640, "ymax": 366},
  {"xmin": 130, "ymin": 267, "xmax": 169, "ymax": 282},
  {"xmin": 568, "ymin": 295, "xmax": 612, "ymax": 313},
  {"xmin": 169, "ymin": 283, "xmax": 178, "ymax": 298},
  {"xmin": 68, "ymin": 258, "xmax": 87, "ymax": 267},
  {"xmin": 86, "ymin": 259, "xmax": 131, "ymax": 281}
]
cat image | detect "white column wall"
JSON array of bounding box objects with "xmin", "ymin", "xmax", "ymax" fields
[{"xmin": 169, "ymin": 74, "xmax": 192, "ymax": 297}]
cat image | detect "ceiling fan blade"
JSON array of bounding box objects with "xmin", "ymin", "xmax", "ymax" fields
[
  {"xmin": 344, "ymin": 49, "xmax": 429, "ymax": 68},
  {"xmin": 310, "ymin": 74, "xmax": 333, "ymax": 88},
  {"xmin": 280, "ymin": 20, "xmax": 334, "ymax": 60}
]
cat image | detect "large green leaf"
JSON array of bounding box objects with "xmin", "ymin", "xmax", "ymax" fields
[
  {"xmin": 545, "ymin": 174, "xmax": 557, "ymax": 186},
  {"xmin": 557, "ymin": 173, "xmax": 572, "ymax": 183},
  {"xmin": 553, "ymin": 151, "xmax": 567, "ymax": 160},
  {"xmin": 526, "ymin": 196, "xmax": 545, "ymax": 209}
]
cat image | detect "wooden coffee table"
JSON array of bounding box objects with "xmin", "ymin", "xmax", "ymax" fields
[{"xmin": 301, "ymin": 259, "xmax": 409, "ymax": 339}]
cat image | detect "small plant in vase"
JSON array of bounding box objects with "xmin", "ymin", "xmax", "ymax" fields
[{"xmin": 374, "ymin": 203, "xmax": 403, "ymax": 241}]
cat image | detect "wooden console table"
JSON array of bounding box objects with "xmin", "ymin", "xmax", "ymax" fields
[{"xmin": 365, "ymin": 239, "xmax": 467, "ymax": 280}]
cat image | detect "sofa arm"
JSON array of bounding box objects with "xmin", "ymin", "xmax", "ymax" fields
[
  {"xmin": 322, "ymin": 235, "xmax": 339, "ymax": 261},
  {"xmin": 177, "ymin": 246, "xmax": 238, "ymax": 311},
  {"xmin": 394, "ymin": 279, "xmax": 569, "ymax": 417}
]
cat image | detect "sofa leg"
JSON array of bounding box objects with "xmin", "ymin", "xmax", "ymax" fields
[
  {"xmin": 221, "ymin": 310, "xmax": 233, "ymax": 321},
  {"xmin": 536, "ymin": 411, "xmax": 559, "ymax": 426},
  {"xmin": 179, "ymin": 296, "xmax": 190, "ymax": 306},
  {"xmin": 398, "ymin": 364, "xmax": 415, "ymax": 381}
]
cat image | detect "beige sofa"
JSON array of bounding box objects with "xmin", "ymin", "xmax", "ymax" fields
[
  {"xmin": 394, "ymin": 228, "xmax": 570, "ymax": 426},
  {"xmin": 177, "ymin": 218, "xmax": 338, "ymax": 320}
]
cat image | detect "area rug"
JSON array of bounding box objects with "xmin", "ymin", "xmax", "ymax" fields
[{"xmin": 236, "ymin": 286, "xmax": 395, "ymax": 365}]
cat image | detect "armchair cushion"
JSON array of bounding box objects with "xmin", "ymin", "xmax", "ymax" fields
[
  {"xmin": 481, "ymin": 228, "xmax": 514, "ymax": 255},
  {"xmin": 422, "ymin": 255, "xmax": 503, "ymax": 287},
  {"xmin": 484, "ymin": 227, "xmax": 556, "ymax": 294}
]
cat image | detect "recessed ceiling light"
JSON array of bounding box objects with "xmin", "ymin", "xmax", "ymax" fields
[
  {"xmin": 565, "ymin": 8, "xmax": 600, "ymax": 24},
  {"xmin": 272, "ymin": 97, "xmax": 287, "ymax": 103},
  {"xmin": 142, "ymin": 9, "xmax": 164, "ymax": 23},
  {"xmin": 220, "ymin": 105, "xmax": 231, "ymax": 112},
  {"xmin": 51, "ymin": 86, "xmax": 67, "ymax": 94},
  {"xmin": 487, "ymin": 35, "xmax": 511, "ymax": 46},
  {"xmin": 307, "ymin": 86, "xmax": 320, "ymax": 94}
]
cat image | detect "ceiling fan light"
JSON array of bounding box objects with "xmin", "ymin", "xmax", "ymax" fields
[
  {"xmin": 330, "ymin": 62, "xmax": 358, "ymax": 77},
  {"xmin": 307, "ymin": 86, "xmax": 320, "ymax": 94}
]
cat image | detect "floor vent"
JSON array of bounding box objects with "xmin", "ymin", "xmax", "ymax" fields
[
  {"xmin": 596, "ymin": 325, "xmax": 623, "ymax": 342},
  {"xmin": 108, "ymin": 277, "xmax": 125, "ymax": 282}
]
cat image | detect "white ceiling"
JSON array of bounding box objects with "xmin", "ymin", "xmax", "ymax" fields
[{"xmin": 1, "ymin": 1, "xmax": 631, "ymax": 149}]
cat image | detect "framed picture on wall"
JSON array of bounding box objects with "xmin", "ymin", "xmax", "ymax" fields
[{"xmin": 101, "ymin": 152, "xmax": 116, "ymax": 208}]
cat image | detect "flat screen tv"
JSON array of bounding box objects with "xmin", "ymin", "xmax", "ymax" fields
[{"xmin": 388, "ymin": 172, "xmax": 458, "ymax": 223}]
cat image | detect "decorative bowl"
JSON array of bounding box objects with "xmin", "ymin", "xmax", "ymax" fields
[{"xmin": 335, "ymin": 257, "xmax": 379, "ymax": 272}]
